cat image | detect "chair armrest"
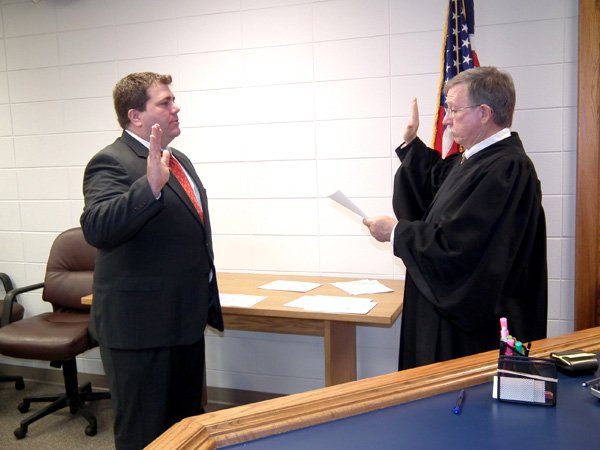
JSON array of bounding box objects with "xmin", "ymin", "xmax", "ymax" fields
[
  {"xmin": 1, "ymin": 282, "xmax": 45, "ymax": 327},
  {"xmin": 0, "ymin": 272, "xmax": 14, "ymax": 292}
]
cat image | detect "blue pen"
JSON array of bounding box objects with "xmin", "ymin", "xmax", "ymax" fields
[{"xmin": 452, "ymin": 389, "xmax": 465, "ymax": 414}]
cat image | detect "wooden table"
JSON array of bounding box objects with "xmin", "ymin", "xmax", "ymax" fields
[{"xmin": 82, "ymin": 272, "xmax": 404, "ymax": 386}]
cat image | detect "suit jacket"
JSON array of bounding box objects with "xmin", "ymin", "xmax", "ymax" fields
[{"xmin": 80, "ymin": 131, "xmax": 223, "ymax": 350}]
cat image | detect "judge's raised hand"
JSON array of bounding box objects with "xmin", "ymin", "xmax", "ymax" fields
[
  {"xmin": 147, "ymin": 123, "xmax": 171, "ymax": 198},
  {"xmin": 403, "ymin": 97, "xmax": 420, "ymax": 145},
  {"xmin": 363, "ymin": 216, "xmax": 398, "ymax": 243}
]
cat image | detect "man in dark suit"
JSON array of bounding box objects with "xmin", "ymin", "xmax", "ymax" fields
[{"xmin": 80, "ymin": 72, "xmax": 223, "ymax": 450}]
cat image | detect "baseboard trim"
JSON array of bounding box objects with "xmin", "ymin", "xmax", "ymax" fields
[{"xmin": 0, "ymin": 363, "xmax": 280, "ymax": 408}]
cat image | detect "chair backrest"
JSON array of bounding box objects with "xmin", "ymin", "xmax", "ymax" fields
[{"xmin": 42, "ymin": 227, "xmax": 96, "ymax": 312}]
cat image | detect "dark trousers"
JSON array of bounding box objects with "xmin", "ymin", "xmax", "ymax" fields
[{"xmin": 100, "ymin": 337, "xmax": 205, "ymax": 450}]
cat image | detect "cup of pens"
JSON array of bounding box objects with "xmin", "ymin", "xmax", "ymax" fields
[{"xmin": 494, "ymin": 317, "xmax": 558, "ymax": 406}]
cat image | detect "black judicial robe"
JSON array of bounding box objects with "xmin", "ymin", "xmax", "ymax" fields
[{"xmin": 392, "ymin": 133, "xmax": 547, "ymax": 370}]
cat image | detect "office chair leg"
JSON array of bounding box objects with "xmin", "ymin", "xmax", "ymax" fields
[
  {"xmin": 0, "ymin": 375, "xmax": 25, "ymax": 390},
  {"xmin": 13, "ymin": 359, "xmax": 109, "ymax": 439}
]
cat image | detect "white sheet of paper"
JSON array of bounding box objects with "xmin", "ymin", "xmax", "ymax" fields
[
  {"xmin": 285, "ymin": 295, "xmax": 377, "ymax": 315},
  {"xmin": 259, "ymin": 280, "xmax": 322, "ymax": 293},
  {"xmin": 219, "ymin": 293, "xmax": 266, "ymax": 308},
  {"xmin": 328, "ymin": 190, "xmax": 368, "ymax": 219},
  {"xmin": 331, "ymin": 279, "xmax": 394, "ymax": 295}
]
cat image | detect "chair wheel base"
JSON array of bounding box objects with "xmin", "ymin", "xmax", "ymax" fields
[
  {"xmin": 85, "ymin": 423, "xmax": 97, "ymax": 436},
  {"xmin": 14, "ymin": 425, "xmax": 27, "ymax": 439},
  {"xmin": 18, "ymin": 401, "xmax": 30, "ymax": 413}
]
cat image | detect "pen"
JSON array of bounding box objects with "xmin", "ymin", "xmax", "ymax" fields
[
  {"xmin": 452, "ymin": 389, "xmax": 465, "ymax": 414},
  {"xmin": 582, "ymin": 376, "xmax": 600, "ymax": 387}
]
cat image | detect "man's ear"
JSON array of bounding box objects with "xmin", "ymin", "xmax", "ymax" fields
[{"xmin": 128, "ymin": 108, "xmax": 142, "ymax": 127}]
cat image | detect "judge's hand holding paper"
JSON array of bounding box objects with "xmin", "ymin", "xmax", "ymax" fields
[{"xmin": 362, "ymin": 98, "xmax": 419, "ymax": 241}]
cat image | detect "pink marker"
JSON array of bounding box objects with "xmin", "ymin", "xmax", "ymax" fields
[
  {"xmin": 505, "ymin": 338, "xmax": 515, "ymax": 356},
  {"xmin": 500, "ymin": 317, "xmax": 509, "ymax": 342}
]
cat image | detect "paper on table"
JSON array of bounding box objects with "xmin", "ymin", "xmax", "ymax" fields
[
  {"xmin": 285, "ymin": 295, "xmax": 377, "ymax": 315},
  {"xmin": 328, "ymin": 190, "xmax": 368, "ymax": 219},
  {"xmin": 331, "ymin": 279, "xmax": 394, "ymax": 295},
  {"xmin": 259, "ymin": 280, "xmax": 322, "ymax": 293},
  {"xmin": 219, "ymin": 293, "xmax": 266, "ymax": 308}
]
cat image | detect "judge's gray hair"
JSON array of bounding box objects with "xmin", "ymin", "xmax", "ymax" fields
[{"xmin": 443, "ymin": 66, "xmax": 515, "ymax": 128}]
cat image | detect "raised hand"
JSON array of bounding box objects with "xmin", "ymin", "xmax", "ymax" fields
[
  {"xmin": 403, "ymin": 97, "xmax": 420, "ymax": 145},
  {"xmin": 147, "ymin": 123, "xmax": 171, "ymax": 198}
]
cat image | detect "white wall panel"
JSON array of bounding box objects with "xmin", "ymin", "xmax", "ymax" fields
[
  {"xmin": 244, "ymin": 122, "xmax": 316, "ymax": 161},
  {"xmin": 0, "ymin": 138, "xmax": 15, "ymax": 168},
  {"xmin": 390, "ymin": 31, "xmax": 441, "ymax": 76},
  {"xmin": 55, "ymin": 0, "xmax": 116, "ymax": 31},
  {"xmin": 0, "ymin": 201, "xmax": 21, "ymax": 230},
  {"xmin": 11, "ymin": 101, "xmax": 64, "ymax": 136},
  {"xmin": 317, "ymin": 158, "xmax": 391, "ymax": 198},
  {"xmin": 248, "ymin": 160, "xmax": 317, "ymax": 198},
  {"xmin": 0, "ymin": 105, "xmax": 13, "ymax": 137},
  {"xmin": 5, "ymin": 34, "xmax": 58, "ymax": 70},
  {"xmin": 243, "ymin": 44, "xmax": 314, "ymax": 85},
  {"xmin": 7, "ymin": 68, "xmax": 60, "ymax": 103},
  {"xmin": 14, "ymin": 135, "xmax": 68, "ymax": 168},
  {"xmin": 316, "ymin": 118, "xmax": 391, "ymax": 159},
  {"xmin": 241, "ymin": 4, "xmax": 312, "ymax": 47},
  {"xmin": 250, "ymin": 198, "xmax": 319, "ymax": 235},
  {"xmin": 178, "ymin": 51, "xmax": 245, "ymax": 90},
  {"xmin": 313, "ymin": 0, "xmax": 389, "ymax": 41},
  {"xmin": 1, "ymin": 0, "xmax": 56, "ymax": 37},
  {"xmin": 250, "ymin": 235, "xmax": 320, "ymax": 272},
  {"xmin": 60, "ymin": 63, "xmax": 118, "ymax": 100},
  {"xmin": 315, "ymin": 78, "xmax": 390, "ymax": 120},
  {"xmin": 58, "ymin": 28, "xmax": 116, "ymax": 66},
  {"xmin": 314, "ymin": 36, "xmax": 389, "ymax": 81},
  {"xmin": 19, "ymin": 201, "xmax": 73, "ymax": 232},
  {"xmin": 0, "ymin": 72, "xmax": 8, "ymax": 103},
  {"xmin": 177, "ymin": 13, "xmax": 242, "ymax": 54},
  {"xmin": 0, "ymin": 0, "xmax": 579, "ymax": 393},
  {"xmin": 0, "ymin": 169, "xmax": 18, "ymax": 200}
]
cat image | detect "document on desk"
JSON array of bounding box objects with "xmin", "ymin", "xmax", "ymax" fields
[
  {"xmin": 219, "ymin": 293, "xmax": 267, "ymax": 308},
  {"xmin": 259, "ymin": 280, "xmax": 322, "ymax": 293},
  {"xmin": 332, "ymin": 279, "xmax": 394, "ymax": 295},
  {"xmin": 328, "ymin": 190, "xmax": 368, "ymax": 219},
  {"xmin": 285, "ymin": 295, "xmax": 377, "ymax": 315}
]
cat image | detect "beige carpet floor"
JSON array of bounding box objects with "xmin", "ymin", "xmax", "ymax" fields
[
  {"xmin": 1, "ymin": 378, "xmax": 232, "ymax": 449},
  {"xmin": 0, "ymin": 378, "xmax": 114, "ymax": 449}
]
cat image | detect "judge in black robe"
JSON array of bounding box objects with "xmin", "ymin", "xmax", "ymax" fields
[{"xmin": 364, "ymin": 67, "xmax": 547, "ymax": 370}]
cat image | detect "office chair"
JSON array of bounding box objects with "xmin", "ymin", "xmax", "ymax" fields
[
  {"xmin": 0, "ymin": 272, "xmax": 25, "ymax": 390},
  {"xmin": 0, "ymin": 227, "xmax": 110, "ymax": 439}
]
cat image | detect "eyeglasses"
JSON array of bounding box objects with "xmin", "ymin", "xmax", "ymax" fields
[{"xmin": 443, "ymin": 104, "xmax": 481, "ymax": 117}]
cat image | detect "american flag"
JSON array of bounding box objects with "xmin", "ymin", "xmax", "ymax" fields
[{"xmin": 432, "ymin": 0, "xmax": 480, "ymax": 158}]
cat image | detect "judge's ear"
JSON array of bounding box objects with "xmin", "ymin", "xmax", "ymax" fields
[{"xmin": 479, "ymin": 104, "xmax": 494, "ymax": 124}]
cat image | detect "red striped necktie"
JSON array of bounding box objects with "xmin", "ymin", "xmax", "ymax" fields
[{"xmin": 169, "ymin": 156, "xmax": 204, "ymax": 222}]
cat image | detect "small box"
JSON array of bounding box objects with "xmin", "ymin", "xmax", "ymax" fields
[{"xmin": 494, "ymin": 356, "xmax": 558, "ymax": 406}]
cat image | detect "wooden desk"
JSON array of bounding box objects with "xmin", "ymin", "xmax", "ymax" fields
[
  {"xmin": 147, "ymin": 326, "xmax": 600, "ymax": 450},
  {"xmin": 83, "ymin": 272, "xmax": 404, "ymax": 386}
]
